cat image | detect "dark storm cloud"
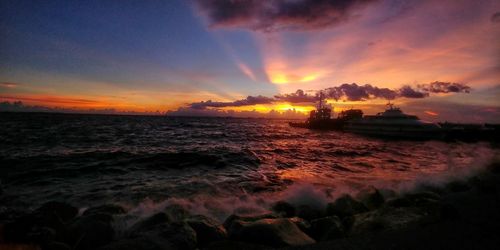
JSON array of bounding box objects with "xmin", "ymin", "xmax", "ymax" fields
[
  {"xmin": 194, "ymin": 0, "xmax": 379, "ymax": 31},
  {"xmin": 491, "ymin": 12, "xmax": 500, "ymax": 23},
  {"xmin": 398, "ymin": 85, "xmax": 428, "ymax": 98},
  {"xmin": 187, "ymin": 82, "xmax": 471, "ymax": 108},
  {"xmin": 418, "ymin": 81, "xmax": 471, "ymax": 94},
  {"xmin": 189, "ymin": 95, "xmax": 275, "ymax": 109},
  {"xmin": 274, "ymin": 89, "xmax": 317, "ymax": 103},
  {"xmin": 324, "ymin": 83, "xmax": 398, "ymax": 101}
]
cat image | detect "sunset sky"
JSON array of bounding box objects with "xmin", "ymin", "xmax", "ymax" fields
[{"xmin": 1, "ymin": 0, "xmax": 499, "ymax": 122}]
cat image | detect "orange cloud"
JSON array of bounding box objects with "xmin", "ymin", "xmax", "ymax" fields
[
  {"xmin": 424, "ymin": 110, "xmax": 439, "ymax": 116},
  {"xmin": 0, "ymin": 82, "xmax": 19, "ymax": 88}
]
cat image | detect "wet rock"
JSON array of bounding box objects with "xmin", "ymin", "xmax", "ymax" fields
[
  {"xmin": 36, "ymin": 201, "xmax": 78, "ymax": 223},
  {"xmin": 97, "ymin": 235, "xmax": 171, "ymax": 250},
  {"xmin": 356, "ymin": 187, "xmax": 385, "ymax": 210},
  {"xmin": 440, "ymin": 203, "xmax": 460, "ymax": 221},
  {"xmin": 45, "ymin": 241, "xmax": 71, "ymax": 250},
  {"xmin": 67, "ymin": 213, "xmax": 115, "ymax": 250},
  {"xmin": 468, "ymin": 176, "xmax": 498, "ymax": 194},
  {"xmin": 128, "ymin": 213, "xmax": 170, "ymax": 235},
  {"xmin": 83, "ymin": 204, "xmax": 126, "ymax": 216},
  {"xmin": 186, "ymin": 215, "xmax": 227, "ymax": 247},
  {"xmin": 309, "ymin": 216, "xmax": 344, "ymax": 241},
  {"xmin": 378, "ymin": 188, "xmax": 397, "ymax": 199},
  {"xmin": 204, "ymin": 240, "xmax": 273, "ymax": 250},
  {"xmin": 326, "ymin": 194, "xmax": 368, "ymax": 217},
  {"xmin": 385, "ymin": 197, "xmax": 413, "ymax": 208},
  {"xmin": 3, "ymin": 214, "xmax": 39, "ymax": 242},
  {"xmin": 164, "ymin": 204, "xmax": 190, "ymax": 222},
  {"xmin": 289, "ymin": 217, "xmax": 311, "ymax": 233},
  {"xmin": 350, "ymin": 206, "xmax": 426, "ymax": 235},
  {"xmin": 229, "ymin": 218, "xmax": 315, "ymax": 247},
  {"xmin": 128, "ymin": 214, "xmax": 197, "ymax": 250},
  {"xmin": 404, "ymin": 191, "xmax": 441, "ymax": 204},
  {"xmin": 152, "ymin": 222, "xmax": 197, "ymax": 250},
  {"xmin": 296, "ymin": 205, "xmax": 323, "ymax": 221},
  {"xmin": 223, "ymin": 213, "xmax": 278, "ymax": 232},
  {"xmin": 487, "ymin": 161, "xmax": 500, "ymax": 174},
  {"xmin": 446, "ymin": 180, "xmax": 472, "ymax": 193},
  {"xmin": 271, "ymin": 201, "xmax": 296, "ymax": 217}
]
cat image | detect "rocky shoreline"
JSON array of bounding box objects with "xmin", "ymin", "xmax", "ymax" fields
[{"xmin": 1, "ymin": 161, "xmax": 500, "ymax": 250}]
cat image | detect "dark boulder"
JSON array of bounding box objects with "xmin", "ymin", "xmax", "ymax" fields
[
  {"xmin": 186, "ymin": 215, "xmax": 227, "ymax": 247},
  {"xmin": 308, "ymin": 216, "xmax": 344, "ymax": 241},
  {"xmin": 67, "ymin": 213, "xmax": 115, "ymax": 250},
  {"xmin": 204, "ymin": 240, "xmax": 273, "ymax": 250},
  {"xmin": 326, "ymin": 194, "xmax": 368, "ymax": 217},
  {"xmin": 223, "ymin": 213, "xmax": 278, "ymax": 232},
  {"xmin": 228, "ymin": 218, "xmax": 315, "ymax": 247},
  {"xmin": 446, "ymin": 180, "xmax": 472, "ymax": 193},
  {"xmin": 296, "ymin": 205, "xmax": 323, "ymax": 221},
  {"xmin": 350, "ymin": 206, "xmax": 427, "ymax": 235},
  {"xmin": 35, "ymin": 201, "xmax": 78, "ymax": 223},
  {"xmin": 127, "ymin": 213, "xmax": 197, "ymax": 250},
  {"xmin": 271, "ymin": 201, "xmax": 296, "ymax": 217},
  {"xmin": 164, "ymin": 204, "xmax": 190, "ymax": 222},
  {"xmin": 45, "ymin": 241, "xmax": 72, "ymax": 250},
  {"xmin": 97, "ymin": 235, "xmax": 171, "ymax": 250},
  {"xmin": 385, "ymin": 197, "xmax": 413, "ymax": 208},
  {"xmin": 83, "ymin": 204, "xmax": 126, "ymax": 216},
  {"xmin": 289, "ymin": 217, "xmax": 311, "ymax": 233},
  {"xmin": 127, "ymin": 213, "xmax": 170, "ymax": 236},
  {"xmin": 356, "ymin": 187, "xmax": 385, "ymax": 210}
]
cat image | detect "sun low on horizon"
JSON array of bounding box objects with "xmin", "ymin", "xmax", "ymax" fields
[{"xmin": 1, "ymin": 0, "xmax": 499, "ymax": 122}]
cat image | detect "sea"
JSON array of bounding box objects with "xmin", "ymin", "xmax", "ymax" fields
[{"xmin": 0, "ymin": 112, "xmax": 498, "ymax": 222}]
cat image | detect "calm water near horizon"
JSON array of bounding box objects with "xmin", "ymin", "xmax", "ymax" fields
[{"xmin": 1, "ymin": 112, "xmax": 498, "ymax": 221}]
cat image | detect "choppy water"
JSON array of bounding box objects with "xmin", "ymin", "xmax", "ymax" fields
[{"xmin": 0, "ymin": 112, "xmax": 498, "ymax": 221}]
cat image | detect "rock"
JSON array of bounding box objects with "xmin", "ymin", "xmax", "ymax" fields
[
  {"xmin": 67, "ymin": 213, "xmax": 115, "ymax": 250},
  {"xmin": 3, "ymin": 214, "xmax": 39, "ymax": 242},
  {"xmin": 223, "ymin": 213, "xmax": 278, "ymax": 232},
  {"xmin": 378, "ymin": 189, "xmax": 397, "ymax": 199},
  {"xmin": 83, "ymin": 204, "xmax": 126, "ymax": 216},
  {"xmin": 45, "ymin": 241, "xmax": 72, "ymax": 250},
  {"xmin": 271, "ymin": 201, "xmax": 296, "ymax": 217},
  {"xmin": 186, "ymin": 215, "xmax": 227, "ymax": 247},
  {"xmin": 385, "ymin": 197, "xmax": 413, "ymax": 208},
  {"xmin": 128, "ymin": 213, "xmax": 170, "ymax": 235},
  {"xmin": 204, "ymin": 240, "xmax": 273, "ymax": 250},
  {"xmin": 446, "ymin": 180, "xmax": 472, "ymax": 193},
  {"xmin": 326, "ymin": 194, "xmax": 368, "ymax": 217},
  {"xmin": 440, "ymin": 203, "xmax": 460, "ymax": 221},
  {"xmin": 229, "ymin": 218, "xmax": 315, "ymax": 247},
  {"xmin": 404, "ymin": 191, "xmax": 441, "ymax": 204},
  {"xmin": 487, "ymin": 161, "xmax": 500, "ymax": 174},
  {"xmin": 296, "ymin": 205, "xmax": 323, "ymax": 221},
  {"xmin": 350, "ymin": 206, "xmax": 426, "ymax": 235},
  {"xmin": 128, "ymin": 213, "xmax": 197, "ymax": 250},
  {"xmin": 289, "ymin": 217, "xmax": 311, "ymax": 233},
  {"xmin": 468, "ymin": 176, "xmax": 498, "ymax": 194},
  {"xmin": 36, "ymin": 201, "xmax": 78, "ymax": 223},
  {"xmin": 356, "ymin": 187, "xmax": 385, "ymax": 210},
  {"xmin": 164, "ymin": 204, "xmax": 190, "ymax": 222},
  {"xmin": 308, "ymin": 216, "xmax": 344, "ymax": 241},
  {"xmin": 97, "ymin": 235, "xmax": 171, "ymax": 250},
  {"xmin": 152, "ymin": 222, "xmax": 197, "ymax": 250}
]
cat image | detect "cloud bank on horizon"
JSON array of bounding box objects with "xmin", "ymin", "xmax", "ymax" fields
[{"xmin": 188, "ymin": 81, "xmax": 472, "ymax": 109}]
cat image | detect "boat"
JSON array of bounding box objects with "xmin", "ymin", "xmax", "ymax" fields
[
  {"xmin": 344, "ymin": 103, "xmax": 443, "ymax": 139},
  {"xmin": 289, "ymin": 93, "xmax": 363, "ymax": 130}
]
